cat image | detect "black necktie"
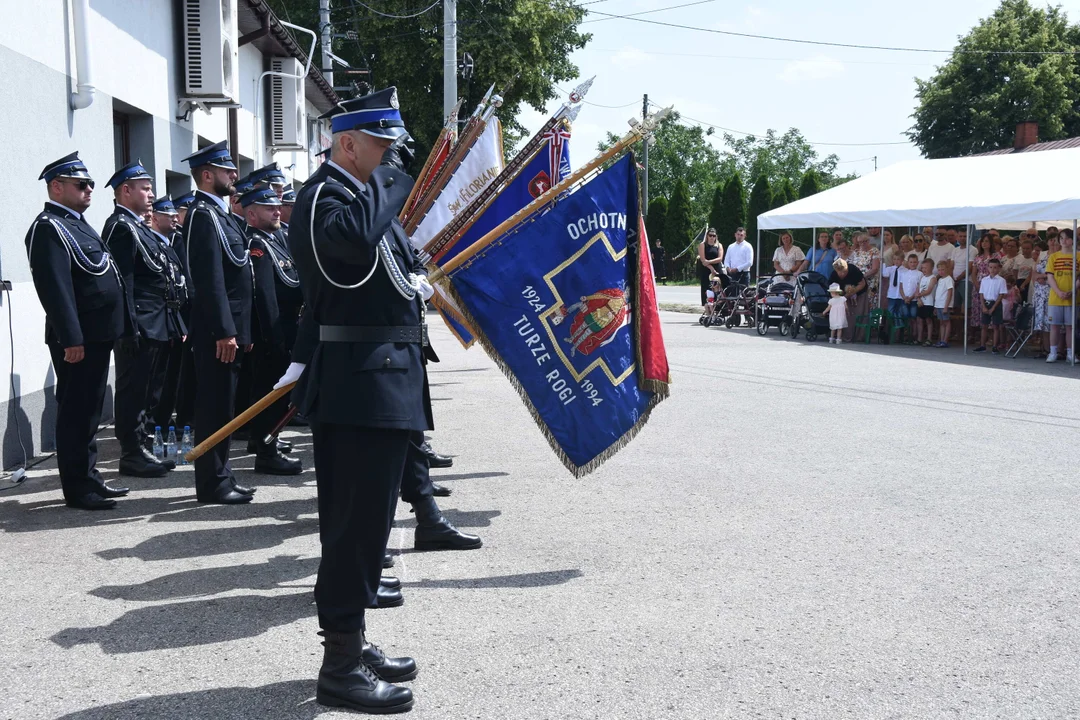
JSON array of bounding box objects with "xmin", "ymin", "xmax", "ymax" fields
[{"xmin": 892, "ymin": 268, "xmax": 898, "ymax": 287}]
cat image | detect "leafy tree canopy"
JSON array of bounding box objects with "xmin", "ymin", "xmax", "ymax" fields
[
  {"xmin": 909, "ymin": 0, "xmax": 1080, "ymax": 158},
  {"xmin": 267, "ymin": 0, "xmax": 590, "ymax": 159}
]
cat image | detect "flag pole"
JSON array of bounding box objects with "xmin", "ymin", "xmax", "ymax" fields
[
  {"xmin": 184, "ymin": 384, "xmax": 293, "ymax": 462},
  {"xmin": 431, "ymin": 106, "xmax": 673, "ymax": 282}
]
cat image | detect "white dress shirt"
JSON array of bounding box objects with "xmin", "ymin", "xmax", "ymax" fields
[{"xmin": 724, "ymin": 240, "xmax": 754, "ymax": 272}]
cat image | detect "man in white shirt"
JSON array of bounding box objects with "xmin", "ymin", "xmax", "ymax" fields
[
  {"xmin": 949, "ymin": 227, "xmax": 975, "ymax": 309},
  {"xmin": 724, "ymin": 227, "xmax": 753, "ymax": 287},
  {"xmin": 927, "ymin": 227, "xmax": 956, "ymax": 267}
]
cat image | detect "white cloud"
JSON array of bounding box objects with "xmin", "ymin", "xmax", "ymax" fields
[
  {"xmin": 609, "ymin": 45, "xmax": 651, "ymax": 70},
  {"xmin": 778, "ymin": 55, "xmax": 845, "ymax": 84}
]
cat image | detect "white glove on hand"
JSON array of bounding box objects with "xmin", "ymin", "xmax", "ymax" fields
[
  {"xmin": 415, "ymin": 275, "xmax": 435, "ymax": 301},
  {"xmin": 274, "ymin": 362, "xmax": 306, "ymax": 390}
]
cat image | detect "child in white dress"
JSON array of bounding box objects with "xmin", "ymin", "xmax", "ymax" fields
[{"xmin": 827, "ymin": 282, "xmax": 847, "ymax": 344}]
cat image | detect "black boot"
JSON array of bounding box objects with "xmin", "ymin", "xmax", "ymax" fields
[
  {"xmin": 419, "ymin": 440, "xmax": 452, "ymax": 469},
  {"xmin": 253, "ymin": 442, "xmax": 303, "ymax": 475},
  {"xmin": 362, "ymin": 642, "xmax": 418, "ymax": 682},
  {"xmin": 369, "ymin": 585, "xmax": 404, "ymax": 608},
  {"xmin": 413, "ymin": 496, "xmax": 483, "ymax": 551},
  {"xmin": 316, "ymin": 631, "xmax": 414, "ymax": 713},
  {"xmin": 382, "ymin": 553, "xmax": 395, "ymax": 569},
  {"xmin": 380, "ymin": 576, "xmax": 401, "ymax": 590},
  {"xmin": 247, "ymin": 437, "xmax": 292, "ymax": 454}
]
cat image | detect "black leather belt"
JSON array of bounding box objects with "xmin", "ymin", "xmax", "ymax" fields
[{"xmin": 319, "ymin": 324, "xmax": 428, "ymax": 345}]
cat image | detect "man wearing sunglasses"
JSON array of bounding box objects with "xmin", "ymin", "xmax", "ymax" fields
[
  {"xmin": 181, "ymin": 141, "xmax": 256, "ymax": 505},
  {"xmin": 103, "ymin": 161, "xmax": 183, "ymax": 479},
  {"xmin": 25, "ymin": 153, "xmax": 129, "ymax": 510}
]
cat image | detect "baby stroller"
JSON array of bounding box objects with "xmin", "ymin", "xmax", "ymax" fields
[
  {"xmin": 698, "ymin": 275, "xmax": 725, "ymax": 327},
  {"xmin": 788, "ymin": 271, "xmax": 832, "ymax": 342},
  {"xmin": 755, "ymin": 275, "xmax": 796, "ymax": 335},
  {"xmin": 720, "ymin": 278, "xmax": 757, "ymax": 329}
]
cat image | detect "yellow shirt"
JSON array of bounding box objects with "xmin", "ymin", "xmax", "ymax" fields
[{"xmin": 1047, "ymin": 251, "xmax": 1076, "ymax": 307}]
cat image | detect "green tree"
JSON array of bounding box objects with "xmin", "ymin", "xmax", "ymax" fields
[
  {"xmin": 664, "ymin": 179, "xmax": 694, "ymax": 270},
  {"xmin": 707, "ymin": 184, "xmax": 724, "ymax": 235},
  {"xmin": 746, "ymin": 174, "xmax": 772, "ymax": 277},
  {"xmin": 714, "ymin": 173, "xmax": 746, "ymax": 243},
  {"xmin": 266, "ymin": 0, "xmax": 590, "ymax": 160},
  {"xmin": 645, "ymin": 197, "xmax": 668, "ymax": 250},
  {"xmin": 909, "ymin": 0, "xmax": 1080, "ymax": 158},
  {"xmin": 602, "ymin": 112, "xmax": 733, "ymax": 227},
  {"xmin": 794, "ymin": 169, "xmax": 823, "ymax": 249},
  {"xmin": 723, "ymin": 128, "xmax": 840, "ymax": 192}
]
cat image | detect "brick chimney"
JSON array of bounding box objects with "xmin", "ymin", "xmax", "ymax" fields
[{"xmin": 1014, "ymin": 121, "xmax": 1039, "ymax": 150}]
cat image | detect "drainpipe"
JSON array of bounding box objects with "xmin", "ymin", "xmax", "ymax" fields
[{"xmin": 69, "ymin": 0, "xmax": 95, "ymax": 110}]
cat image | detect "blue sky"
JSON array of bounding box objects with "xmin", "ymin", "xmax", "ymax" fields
[{"xmin": 516, "ymin": 0, "xmax": 1060, "ymax": 174}]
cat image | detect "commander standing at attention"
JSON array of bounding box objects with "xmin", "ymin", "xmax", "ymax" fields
[{"xmin": 288, "ymin": 86, "xmax": 433, "ymax": 714}]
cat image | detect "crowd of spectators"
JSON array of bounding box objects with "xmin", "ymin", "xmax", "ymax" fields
[{"xmin": 696, "ymin": 223, "xmax": 1080, "ymax": 360}]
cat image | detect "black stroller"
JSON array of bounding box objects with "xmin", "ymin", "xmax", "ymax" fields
[
  {"xmin": 789, "ymin": 271, "xmax": 832, "ymax": 342},
  {"xmin": 755, "ymin": 275, "xmax": 796, "ymax": 336}
]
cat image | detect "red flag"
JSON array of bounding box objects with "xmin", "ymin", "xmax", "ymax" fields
[{"xmin": 635, "ymin": 215, "xmax": 670, "ymax": 393}]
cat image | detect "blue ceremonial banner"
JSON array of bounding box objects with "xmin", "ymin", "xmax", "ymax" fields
[{"xmin": 448, "ymin": 154, "xmax": 666, "ymax": 476}]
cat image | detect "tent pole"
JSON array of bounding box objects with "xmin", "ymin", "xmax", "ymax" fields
[
  {"xmin": 1073, "ymin": 219, "xmax": 1077, "ymax": 366},
  {"xmin": 964, "ymin": 225, "xmax": 970, "ymax": 356},
  {"xmin": 756, "ymin": 228, "xmax": 760, "ymax": 285}
]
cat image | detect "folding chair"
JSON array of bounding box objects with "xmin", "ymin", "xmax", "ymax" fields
[{"xmin": 1005, "ymin": 304, "xmax": 1033, "ymax": 358}]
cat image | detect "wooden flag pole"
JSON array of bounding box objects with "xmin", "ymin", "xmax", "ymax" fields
[
  {"xmin": 430, "ymin": 106, "xmax": 672, "ymax": 283},
  {"xmin": 184, "ymin": 383, "xmax": 294, "ymax": 463}
]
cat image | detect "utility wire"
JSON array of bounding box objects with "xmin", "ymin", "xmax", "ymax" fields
[
  {"xmin": 585, "ymin": 10, "xmax": 1080, "ymax": 55},
  {"xmin": 580, "ymin": 0, "xmax": 718, "ymax": 25},
  {"xmin": 334, "ymin": 0, "xmax": 440, "ymax": 19}
]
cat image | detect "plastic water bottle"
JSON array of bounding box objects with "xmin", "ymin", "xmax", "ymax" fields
[
  {"xmin": 152, "ymin": 426, "xmax": 165, "ymax": 461},
  {"xmin": 179, "ymin": 426, "xmax": 193, "ymax": 465},
  {"xmin": 165, "ymin": 426, "xmax": 178, "ymax": 462}
]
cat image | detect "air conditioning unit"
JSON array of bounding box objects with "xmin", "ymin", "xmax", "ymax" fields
[
  {"xmin": 269, "ymin": 57, "xmax": 306, "ymax": 149},
  {"xmin": 183, "ymin": 0, "xmax": 240, "ymax": 102}
]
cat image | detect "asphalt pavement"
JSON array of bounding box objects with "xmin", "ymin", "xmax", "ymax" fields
[{"xmin": 1, "ymin": 315, "xmax": 1078, "ymax": 719}]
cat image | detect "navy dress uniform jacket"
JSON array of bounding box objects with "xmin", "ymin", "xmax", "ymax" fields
[
  {"xmin": 182, "ymin": 191, "xmax": 252, "ymax": 345},
  {"xmin": 288, "ymin": 162, "xmax": 432, "ymax": 431},
  {"xmin": 24, "ymin": 203, "xmax": 126, "ymax": 347},
  {"xmin": 249, "ymin": 228, "xmax": 303, "ymax": 352},
  {"xmin": 102, "ymin": 207, "xmax": 184, "ymax": 342}
]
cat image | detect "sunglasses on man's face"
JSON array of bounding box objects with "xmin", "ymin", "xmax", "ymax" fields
[{"xmin": 61, "ymin": 179, "xmax": 95, "ymax": 191}]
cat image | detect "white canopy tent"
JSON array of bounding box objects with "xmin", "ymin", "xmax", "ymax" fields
[{"xmin": 756, "ymin": 147, "xmax": 1080, "ymax": 357}]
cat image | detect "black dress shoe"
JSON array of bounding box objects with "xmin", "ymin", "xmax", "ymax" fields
[
  {"xmin": 382, "ymin": 553, "xmax": 394, "ymax": 569},
  {"xmin": 362, "ymin": 642, "xmax": 418, "ymax": 682},
  {"xmin": 316, "ymin": 631, "xmax": 413, "ymax": 714},
  {"xmin": 118, "ymin": 453, "xmax": 169, "ymax": 478},
  {"xmin": 98, "ymin": 484, "xmax": 130, "ymax": 498},
  {"xmin": 380, "ymin": 575, "xmax": 401, "ymax": 590},
  {"xmin": 415, "ymin": 517, "xmax": 483, "ymax": 551},
  {"xmin": 138, "ymin": 445, "xmax": 175, "ymax": 470},
  {"xmin": 232, "ymin": 482, "xmax": 257, "ymax": 496},
  {"xmin": 431, "ymin": 482, "xmax": 451, "ymax": 497},
  {"xmin": 254, "ymin": 447, "xmax": 303, "ymax": 475},
  {"xmin": 66, "ymin": 493, "xmax": 117, "ymax": 510},
  {"xmin": 246, "ymin": 438, "xmax": 292, "ymax": 454},
  {"xmin": 419, "ymin": 441, "xmax": 453, "ymax": 469},
  {"xmin": 197, "ymin": 488, "xmax": 253, "ymax": 505},
  {"xmin": 368, "ymin": 585, "xmax": 404, "ymax": 609}
]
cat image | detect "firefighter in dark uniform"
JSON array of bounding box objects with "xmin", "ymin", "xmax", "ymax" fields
[
  {"xmin": 230, "ymin": 175, "xmax": 256, "ymax": 426},
  {"xmin": 102, "ymin": 162, "xmax": 180, "ymax": 477},
  {"xmin": 287, "ymin": 87, "xmax": 431, "ymax": 713},
  {"xmin": 170, "ymin": 192, "xmax": 197, "ymax": 430},
  {"xmin": 241, "ymin": 186, "xmax": 302, "ymax": 474},
  {"xmin": 181, "ymin": 141, "xmax": 255, "ymax": 505},
  {"xmin": 279, "ymin": 183, "xmax": 296, "ymax": 228},
  {"xmin": 147, "ymin": 195, "xmax": 190, "ymax": 432},
  {"xmin": 25, "ymin": 153, "xmax": 129, "ymax": 509}
]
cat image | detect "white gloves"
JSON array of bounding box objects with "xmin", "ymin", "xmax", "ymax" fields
[
  {"xmin": 274, "ymin": 362, "xmax": 306, "ymax": 389},
  {"xmin": 413, "ymin": 274, "xmax": 435, "ymax": 301}
]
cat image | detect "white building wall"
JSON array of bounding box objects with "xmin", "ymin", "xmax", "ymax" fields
[{"xmin": 0, "ymin": 0, "xmax": 324, "ymax": 467}]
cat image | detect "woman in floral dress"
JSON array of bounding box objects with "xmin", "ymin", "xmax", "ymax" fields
[
  {"xmin": 1031, "ymin": 237, "xmax": 1057, "ymax": 355},
  {"xmin": 851, "ymin": 231, "xmax": 881, "ymax": 309}
]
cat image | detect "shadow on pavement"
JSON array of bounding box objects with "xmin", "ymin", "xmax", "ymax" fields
[
  {"xmin": 97, "ymin": 519, "xmax": 318, "ymax": 561},
  {"xmin": 0, "ymin": 495, "xmax": 199, "ymax": 533},
  {"xmin": 91, "ymin": 555, "xmax": 318, "ymax": 602},
  {"xmin": 145, "ymin": 497, "xmax": 317, "ymax": 524},
  {"xmin": 403, "ymin": 568, "xmax": 583, "ymax": 590},
  {"xmin": 51, "ymin": 591, "xmax": 314, "ymax": 654},
  {"xmin": 391, "ymin": 508, "xmax": 501, "ymax": 533},
  {"xmin": 53, "ymin": 680, "xmax": 324, "ymax": 719}
]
